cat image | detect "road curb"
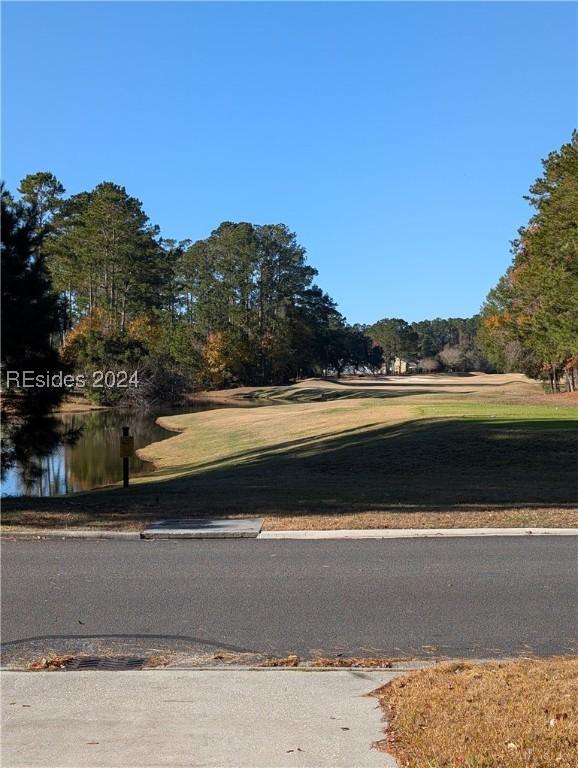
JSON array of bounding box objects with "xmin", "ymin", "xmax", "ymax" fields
[
  {"xmin": 259, "ymin": 527, "xmax": 578, "ymax": 539},
  {"xmin": 1, "ymin": 527, "xmax": 577, "ymax": 541},
  {"xmin": 0, "ymin": 664, "xmax": 427, "ymax": 673},
  {"xmin": 0, "ymin": 531, "xmax": 141, "ymax": 540}
]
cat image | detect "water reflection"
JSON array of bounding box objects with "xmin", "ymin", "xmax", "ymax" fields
[{"xmin": 1, "ymin": 403, "xmax": 217, "ymax": 497}]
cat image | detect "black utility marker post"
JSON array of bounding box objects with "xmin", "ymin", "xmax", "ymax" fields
[{"xmin": 120, "ymin": 426, "xmax": 132, "ymax": 488}]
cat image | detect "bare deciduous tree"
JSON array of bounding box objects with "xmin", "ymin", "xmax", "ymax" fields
[
  {"xmin": 419, "ymin": 357, "xmax": 440, "ymax": 373},
  {"xmin": 438, "ymin": 345, "xmax": 465, "ymax": 371}
]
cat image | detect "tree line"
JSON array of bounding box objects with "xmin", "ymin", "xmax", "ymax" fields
[
  {"xmin": 2, "ymin": 177, "xmax": 390, "ymax": 412},
  {"xmin": 478, "ymin": 132, "xmax": 578, "ymax": 392},
  {"xmin": 1, "ymin": 170, "xmax": 501, "ymax": 404},
  {"xmin": 365, "ymin": 316, "xmax": 487, "ymax": 373},
  {"xmin": 3, "ymin": 172, "xmax": 490, "ymax": 413}
]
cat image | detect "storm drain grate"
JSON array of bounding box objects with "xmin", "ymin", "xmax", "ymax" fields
[{"xmin": 64, "ymin": 656, "xmax": 147, "ymax": 671}]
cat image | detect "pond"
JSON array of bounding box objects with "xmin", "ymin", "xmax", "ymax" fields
[{"xmin": 1, "ymin": 402, "xmax": 221, "ymax": 498}]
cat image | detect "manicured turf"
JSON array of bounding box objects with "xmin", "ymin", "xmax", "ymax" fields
[
  {"xmin": 139, "ymin": 398, "xmax": 578, "ymax": 510},
  {"xmin": 3, "ymin": 374, "xmax": 577, "ymax": 530}
]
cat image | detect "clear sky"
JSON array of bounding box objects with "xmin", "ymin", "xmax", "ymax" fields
[{"xmin": 2, "ymin": 2, "xmax": 576, "ymax": 324}]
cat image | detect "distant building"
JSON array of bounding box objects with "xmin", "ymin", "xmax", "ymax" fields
[
  {"xmin": 334, "ymin": 358, "xmax": 418, "ymax": 376},
  {"xmin": 392, "ymin": 357, "xmax": 418, "ymax": 374}
]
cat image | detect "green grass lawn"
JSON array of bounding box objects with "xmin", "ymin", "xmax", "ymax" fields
[
  {"xmin": 3, "ymin": 375, "xmax": 577, "ymax": 530},
  {"xmin": 140, "ymin": 401, "xmax": 578, "ymax": 510}
]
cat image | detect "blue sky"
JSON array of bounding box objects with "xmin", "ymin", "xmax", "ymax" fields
[{"xmin": 2, "ymin": 2, "xmax": 576, "ymax": 324}]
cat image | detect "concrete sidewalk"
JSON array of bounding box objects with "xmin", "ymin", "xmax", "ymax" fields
[{"xmin": 1, "ymin": 669, "xmax": 398, "ymax": 768}]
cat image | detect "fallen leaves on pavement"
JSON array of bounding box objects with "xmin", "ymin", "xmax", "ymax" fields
[
  {"xmin": 261, "ymin": 654, "xmax": 301, "ymax": 667},
  {"xmin": 28, "ymin": 655, "xmax": 75, "ymax": 671},
  {"xmin": 310, "ymin": 656, "xmax": 394, "ymax": 668}
]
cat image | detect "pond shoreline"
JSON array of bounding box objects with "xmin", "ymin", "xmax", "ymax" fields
[{"xmin": 2, "ymin": 401, "xmax": 222, "ymax": 498}]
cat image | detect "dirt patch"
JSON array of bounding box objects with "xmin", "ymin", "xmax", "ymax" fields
[{"xmin": 374, "ymin": 657, "xmax": 578, "ymax": 767}]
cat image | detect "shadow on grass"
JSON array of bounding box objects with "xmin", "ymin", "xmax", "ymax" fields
[
  {"xmin": 242, "ymin": 386, "xmax": 472, "ymax": 402},
  {"xmin": 3, "ymin": 416, "xmax": 577, "ymax": 526},
  {"xmin": 239, "ymin": 375, "xmax": 530, "ymax": 403}
]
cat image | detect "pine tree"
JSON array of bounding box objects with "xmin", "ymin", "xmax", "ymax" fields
[
  {"xmin": 480, "ymin": 132, "xmax": 578, "ymax": 389},
  {"xmin": 1, "ymin": 187, "xmax": 67, "ymax": 476}
]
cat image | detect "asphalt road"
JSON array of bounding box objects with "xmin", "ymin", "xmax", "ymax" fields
[{"xmin": 1, "ymin": 538, "xmax": 577, "ymax": 662}]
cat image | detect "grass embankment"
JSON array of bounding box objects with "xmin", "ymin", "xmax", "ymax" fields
[
  {"xmin": 375, "ymin": 658, "xmax": 578, "ymax": 768},
  {"xmin": 2, "ymin": 373, "xmax": 578, "ymax": 530}
]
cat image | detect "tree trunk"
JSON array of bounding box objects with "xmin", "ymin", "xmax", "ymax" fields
[
  {"xmin": 120, "ymin": 292, "xmax": 127, "ymax": 334},
  {"xmin": 552, "ymin": 365, "xmax": 559, "ymax": 392}
]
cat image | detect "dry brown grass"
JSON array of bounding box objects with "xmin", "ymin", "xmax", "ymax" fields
[
  {"xmin": 193, "ymin": 372, "xmax": 537, "ymax": 400},
  {"xmin": 3, "ymin": 507, "xmax": 577, "ymax": 534},
  {"xmin": 263, "ymin": 508, "xmax": 578, "ymax": 530},
  {"xmin": 193, "ymin": 373, "xmax": 578, "ymax": 408},
  {"xmin": 374, "ymin": 658, "xmax": 578, "ymax": 768}
]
